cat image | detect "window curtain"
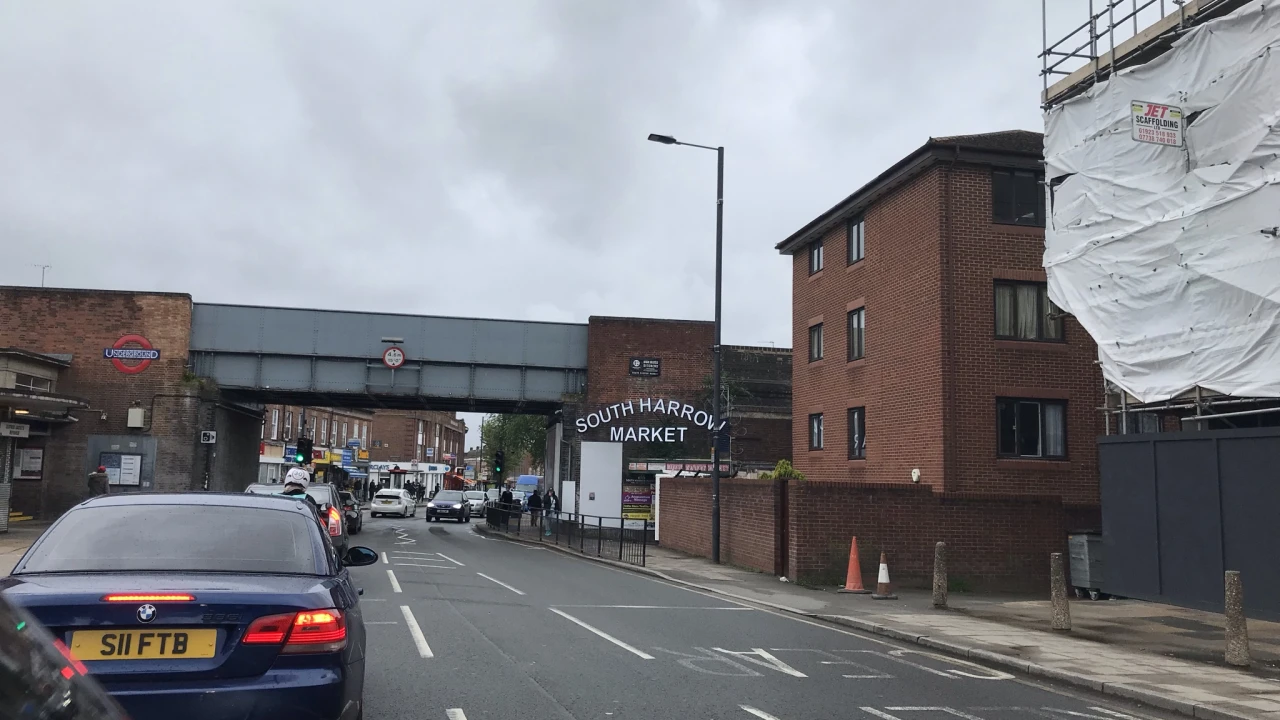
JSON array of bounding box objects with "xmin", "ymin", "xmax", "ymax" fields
[
  {"xmin": 1041, "ymin": 286, "xmax": 1063, "ymax": 340},
  {"xmin": 1044, "ymin": 403, "xmax": 1066, "ymax": 456},
  {"xmin": 995, "ymin": 285, "xmax": 1016, "ymax": 336},
  {"xmin": 1016, "ymin": 284, "xmax": 1038, "ymax": 339}
]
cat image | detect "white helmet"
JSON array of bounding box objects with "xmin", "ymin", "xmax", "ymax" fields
[{"xmin": 283, "ymin": 466, "xmax": 311, "ymax": 488}]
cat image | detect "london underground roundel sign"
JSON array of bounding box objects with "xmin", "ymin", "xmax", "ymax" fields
[
  {"xmin": 382, "ymin": 346, "xmax": 406, "ymax": 369},
  {"xmin": 104, "ymin": 334, "xmax": 160, "ymax": 374}
]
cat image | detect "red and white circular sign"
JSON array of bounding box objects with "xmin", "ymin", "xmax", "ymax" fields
[{"xmin": 382, "ymin": 346, "xmax": 406, "ymax": 369}]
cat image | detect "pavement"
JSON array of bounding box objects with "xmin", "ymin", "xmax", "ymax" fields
[
  {"xmin": 0, "ymin": 521, "xmax": 48, "ymax": 576},
  {"xmin": 480, "ymin": 518, "xmax": 1280, "ymax": 720}
]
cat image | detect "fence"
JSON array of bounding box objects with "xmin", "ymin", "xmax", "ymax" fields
[
  {"xmin": 1099, "ymin": 427, "xmax": 1280, "ymax": 620},
  {"xmin": 484, "ymin": 505, "xmax": 650, "ymax": 567}
]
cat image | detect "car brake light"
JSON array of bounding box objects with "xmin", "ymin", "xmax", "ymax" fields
[
  {"xmin": 241, "ymin": 609, "xmax": 347, "ymax": 653},
  {"xmin": 327, "ymin": 507, "xmax": 342, "ymax": 536},
  {"xmin": 102, "ymin": 594, "xmax": 195, "ymax": 602}
]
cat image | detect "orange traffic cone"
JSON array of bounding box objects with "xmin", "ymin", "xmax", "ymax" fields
[
  {"xmin": 871, "ymin": 551, "xmax": 897, "ymax": 600},
  {"xmin": 838, "ymin": 537, "xmax": 871, "ymax": 594}
]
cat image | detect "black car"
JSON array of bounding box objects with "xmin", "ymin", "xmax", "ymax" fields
[
  {"xmin": 424, "ymin": 490, "xmax": 471, "ymax": 523},
  {"xmin": 338, "ymin": 491, "xmax": 363, "ymax": 535},
  {"xmin": 0, "ymin": 588, "xmax": 130, "ymax": 719},
  {"xmin": 244, "ymin": 483, "xmax": 350, "ymax": 558}
]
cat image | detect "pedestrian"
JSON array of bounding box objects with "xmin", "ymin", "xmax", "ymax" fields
[
  {"xmin": 87, "ymin": 465, "xmax": 110, "ymax": 497},
  {"xmin": 528, "ymin": 489, "xmax": 543, "ymax": 530},
  {"xmin": 500, "ymin": 487, "xmax": 514, "ymax": 530},
  {"xmin": 544, "ymin": 488, "xmax": 559, "ymax": 537}
]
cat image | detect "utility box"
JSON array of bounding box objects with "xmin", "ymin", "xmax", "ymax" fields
[
  {"xmin": 1068, "ymin": 533, "xmax": 1106, "ymax": 600},
  {"xmin": 126, "ymin": 408, "xmax": 146, "ymax": 428}
]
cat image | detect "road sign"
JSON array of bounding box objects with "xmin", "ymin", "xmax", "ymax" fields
[
  {"xmin": 200, "ymin": 431, "xmax": 217, "ymax": 444},
  {"xmin": 382, "ymin": 346, "xmax": 406, "ymax": 369},
  {"xmin": 0, "ymin": 422, "xmax": 30, "ymax": 438}
]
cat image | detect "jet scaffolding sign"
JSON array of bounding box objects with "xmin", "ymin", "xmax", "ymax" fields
[{"xmin": 1131, "ymin": 101, "xmax": 1183, "ymax": 147}]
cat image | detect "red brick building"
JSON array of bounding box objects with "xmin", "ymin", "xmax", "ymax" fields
[
  {"xmin": 659, "ymin": 131, "xmax": 1105, "ymax": 590},
  {"xmin": 0, "ymin": 288, "xmax": 261, "ymax": 520},
  {"xmin": 778, "ymin": 130, "xmax": 1102, "ymax": 517},
  {"xmin": 366, "ymin": 410, "xmax": 466, "ymax": 466}
]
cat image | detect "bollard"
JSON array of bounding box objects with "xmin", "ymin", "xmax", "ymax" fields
[
  {"xmin": 1050, "ymin": 552, "xmax": 1071, "ymax": 631},
  {"xmin": 1225, "ymin": 570, "xmax": 1250, "ymax": 667},
  {"xmin": 932, "ymin": 542, "xmax": 948, "ymax": 609}
]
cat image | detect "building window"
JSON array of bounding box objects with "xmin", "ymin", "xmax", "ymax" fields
[
  {"xmin": 994, "ymin": 281, "xmax": 1063, "ymax": 341},
  {"xmin": 847, "ymin": 216, "xmax": 864, "ymax": 264},
  {"xmin": 847, "ymin": 308, "xmax": 865, "ymax": 360},
  {"xmin": 809, "ymin": 413, "xmax": 824, "ymax": 450},
  {"xmin": 13, "ymin": 373, "xmax": 52, "ymax": 392},
  {"xmin": 992, "ymin": 168, "xmax": 1044, "ymax": 226},
  {"xmin": 808, "ymin": 323, "xmax": 824, "ymax": 362},
  {"xmin": 341, "ymin": 422, "xmax": 349, "ymax": 444},
  {"xmin": 284, "ymin": 412, "xmax": 293, "ymax": 441},
  {"xmin": 362, "ymin": 423, "xmax": 368, "ymax": 448},
  {"xmin": 808, "ymin": 239, "xmax": 824, "ymax": 274},
  {"xmin": 330, "ymin": 422, "xmax": 337, "ymax": 447},
  {"xmin": 271, "ymin": 410, "xmax": 279, "ymax": 440},
  {"xmin": 848, "ymin": 407, "xmax": 866, "ymax": 459},
  {"xmin": 321, "ymin": 418, "xmax": 328, "ymax": 443},
  {"xmin": 997, "ymin": 398, "xmax": 1066, "ymax": 459}
]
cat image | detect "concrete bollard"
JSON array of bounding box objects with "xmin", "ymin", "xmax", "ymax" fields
[
  {"xmin": 1050, "ymin": 552, "xmax": 1071, "ymax": 631},
  {"xmin": 932, "ymin": 541, "xmax": 948, "ymax": 608},
  {"xmin": 1225, "ymin": 570, "xmax": 1250, "ymax": 667}
]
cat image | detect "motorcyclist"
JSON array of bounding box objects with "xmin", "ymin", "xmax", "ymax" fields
[{"xmin": 281, "ymin": 464, "xmax": 320, "ymax": 520}]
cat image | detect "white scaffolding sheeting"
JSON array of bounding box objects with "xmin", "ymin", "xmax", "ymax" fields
[{"xmin": 1044, "ymin": 0, "xmax": 1280, "ymax": 404}]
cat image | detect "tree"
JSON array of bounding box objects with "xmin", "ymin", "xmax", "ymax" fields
[
  {"xmin": 480, "ymin": 414, "xmax": 547, "ymax": 476},
  {"xmin": 759, "ymin": 459, "xmax": 805, "ymax": 481}
]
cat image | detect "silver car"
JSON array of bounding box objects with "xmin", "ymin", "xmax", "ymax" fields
[{"xmin": 463, "ymin": 490, "xmax": 487, "ymax": 517}]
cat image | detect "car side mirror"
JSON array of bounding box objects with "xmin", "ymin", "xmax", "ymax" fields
[{"xmin": 344, "ymin": 546, "xmax": 379, "ymax": 567}]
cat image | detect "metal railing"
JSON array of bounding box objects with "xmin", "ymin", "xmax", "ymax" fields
[{"xmin": 484, "ymin": 504, "xmax": 651, "ymax": 567}]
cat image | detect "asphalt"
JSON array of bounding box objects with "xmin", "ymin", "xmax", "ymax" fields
[{"xmin": 350, "ymin": 515, "xmax": 1184, "ymax": 720}]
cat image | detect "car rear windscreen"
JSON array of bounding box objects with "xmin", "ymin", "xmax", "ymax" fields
[
  {"xmin": 18, "ymin": 505, "xmax": 321, "ymax": 575},
  {"xmin": 375, "ymin": 491, "xmax": 402, "ymax": 499}
]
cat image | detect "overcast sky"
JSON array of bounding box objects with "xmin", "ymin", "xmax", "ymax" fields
[{"xmin": 0, "ymin": 1, "xmax": 1103, "ymax": 448}]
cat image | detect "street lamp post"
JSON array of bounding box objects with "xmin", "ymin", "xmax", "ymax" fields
[{"xmin": 648, "ymin": 133, "xmax": 725, "ymax": 565}]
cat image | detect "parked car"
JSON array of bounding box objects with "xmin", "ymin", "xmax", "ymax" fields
[
  {"xmin": 244, "ymin": 482, "xmax": 350, "ymax": 559},
  {"xmin": 424, "ymin": 490, "xmax": 470, "ymax": 523},
  {"xmin": 2, "ymin": 492, "xmax": 380, "ymax": 720},
  {"xmin": 371, "ymin": 488, "xmax": 416, "ymax": 518},
  {"xmin": 0, "ymin": 588, "xmax": 130, "ymax": 719},
  {"xmin": 463, "ymin": 490, "xmax": 488, "ymax": 518},
  {"xmin": 338, "ymin": 491, "xmax": 363, "ymax": 534}
]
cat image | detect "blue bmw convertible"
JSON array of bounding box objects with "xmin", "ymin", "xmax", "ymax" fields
[{"xmin": 1, "ymin": 492, "xmax": 380, "ymax": 720}]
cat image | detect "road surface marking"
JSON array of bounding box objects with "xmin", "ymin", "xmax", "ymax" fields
[
  {"xmin": 549, "ymin": 608, "xmax": 654, "ymax": 660},
  {"xmin": 436, "ymin": 552, "xmax": 465, "ymax": 566},
  {"xmin": 387, "ymin": 569, "xmax": 402, "ymax": 593},
  {"xmin": 860, "ymin": 710, "xmax": 903, "ymax": 720},
  {"xmin": 557, "ymin": 604, "xmax": 751, "ymax": 610},
  {"xmin": 400, "ymin": 605, "xmax": 433, "ymax": 658},
  {"xmin": 381, "ymin": 552, "xmax": 389, "ymax": 564},
  {"xmin": 887, "ymin": 709, "xmax": 986, "ymax": 720},
  {"xmin": 741, "ymin": 707, "xmax": 785, "ymax": 720},
  {"xmin": 365, "ymin": 621, "xmax": 398, "ymax": 625},
  {"xmin": 391, "ymin": 550, "xmax": 437, "ymax": 556},
  {"xmin": 446, "ymin": 710, "xmax": 468, "ymax": 720},
  {"xmin": 396, "ymin": 563, "xmax": 455, "ymax": 568},
  {"xmin": 476, "ymin": 573, "xmax": 525, "ymax": 595},
  {"xmin": 713, "ymin": 648, "xmax": 807, "ymax": 677}
]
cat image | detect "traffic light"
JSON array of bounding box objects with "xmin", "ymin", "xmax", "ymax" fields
[
  {"xmin": 295, "ymin": 437, "xmax": 313, "ymax": 464},
  {"xmin": 493, "ymin": 450, "xmax": 505, "ymax": 476}
]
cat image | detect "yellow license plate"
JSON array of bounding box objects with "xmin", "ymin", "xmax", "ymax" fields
[{"xmin": 71, "ymin": 629, "xmax": 219, "ymax": 660}]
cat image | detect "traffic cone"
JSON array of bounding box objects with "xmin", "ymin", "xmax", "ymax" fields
[
  {"xmin": 871, "ymin": 551, "xmax": 897, "ymax": 600},
  {"xmin": 838, "ymin": 537, "xmax": 871, "ymax": 594}
]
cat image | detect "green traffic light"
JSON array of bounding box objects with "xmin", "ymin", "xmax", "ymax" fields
[{"xmin": 295, "ymin": 454, "xmax": 305, "ymax": 463}]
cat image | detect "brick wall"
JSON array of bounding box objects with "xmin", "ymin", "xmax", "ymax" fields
[
  {"xmin": 790, "ymin": 170, "xmax": 947, "ymax": 486},
  {"xmin": 787, "ymin": 481, "xmax": 1066, "ymax": 591},
  {"xmin": 941, "ymin": 165, "xmax": 1103, "ymax": 507},
  {"xmin": 0, "ymin": 287, "xmax": 196, "ymax": 517},
  {"xmin": 658, "ymin": 476, "xmax": 781, "ymax": 573},
  {"xmin": 367, "ymin": 410, "xmax": 465, "ymax": 464}
]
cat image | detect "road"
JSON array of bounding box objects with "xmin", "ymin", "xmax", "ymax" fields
[{"xmin": 350, "ymin": 515, "xmax": 1178, "ymax": 720}]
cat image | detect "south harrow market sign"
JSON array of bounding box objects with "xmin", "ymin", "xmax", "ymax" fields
[{"xmin": 575, "ymin": 397, "xmax": 723, "ymax": 443}]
